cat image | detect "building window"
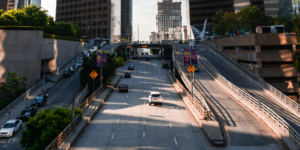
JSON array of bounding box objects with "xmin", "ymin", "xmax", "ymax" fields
[
  {"xmin": 65, "ymin": 12, "xmax": 68, "ymax": 16},
  {"xmin": 79, "ymin": 3, "xmax": 82, "ymax": 7},
  {"xmin": 74, "ymin": 4, "xmax": 77, "ymax": 8},
  {"xmin": 98, "ymin": 0, "xmax": 102, "ymax": 5},
  {"xmin": 98, "ymin": 14, "xmax": 101, "ymax": 18},
  {"xmin": 83, "ymin": 3, "xmax": 86, "ymax": 7},
  {"xmin": 70, "ymin": 5, "xmax": 73, "ymax": 9},
  {"xmin": 93, "ymin": 15, "xmax": 96, "ymax": 19},
  {"xmin": 83, "ymin": 9, "xmax": 86, "ymax": 13},
  {"xmin": 93, "ymin": 8, "xmax": 97, "ymax": 12},
  {"xmin": 92, "ymin": 22, "xmax": 96, "ymax": 26},
  {"xmin": 98, "ymin": 7, "xmax": 102, "ymax": 11},
  {"xmin": 74, "ymin": 11, "xmax": 77, "ymax": 15},
  {"xmin": 103, "ymin": 21, "xmax": 107, "ymax": 25},
  {"xmin": 97, "ymin": 21, "xmax": 102, "ymax": 26},
  {"xmin": 98, "ymin": 29, "xmax": 101, "ymax": 35},
  {"xmin": 61, "ymin": 12, "xmax": 64, "ymax": 16},
  {"xmin": 62, "ymin": 0, "xmax": 65, "ymax": 4},
  {"xmin": 70, "ymin": 11, "xmax": 73, "ymax": 15},
  {"xmin": 88, "ymin": 15, "xmax": 91, "ymax": 20},
  {"xmin": 57, "ymin": 7, "xmax": 60, "ymax": 11},
  {"xmin": 57, "ymin": 13, "xmax": 60, "ymax": 17},
  {"xmin": 93, "ymin": 1, "xmax": 97, "ymax": 5},
  {"xmin": 65, "ymin": 6, "xmax": 69, "ymax": 9},
  {"xmin": 65, "ymin": 18, "xmax": 68, "ymax": 21},
  {"xmin": 103, "ymin": 14, "xmax": 107, "ymax": 18},
  {"xmin": 83, "ymin": 16, "xmax": 86, "ymax": 20},
  {"xmin": 69, "ymin": 18, "xmax": 72, "ymax": 21},
  {"xmin": 88, "ymin": 2, "xmax": 92, "ymax": 6},
  {"xmin": 88, "ymin": 8, "xmax": 91, "ymax": 13},
  {"xmin": 66, "ymin": 0, "xmax": 69, "ymax": 3},
  {"xmin": 78, "ymin": 16, "xmax": 81, "ymax": 20},
  {"xmin": 78, "ymin": 23, "xmax": 81, "ymax": 27},
  {"xmin": 103, "ymin": 7, "xmax": 107, "ymax": 11},
  {"xmin": 61, "ymin": 6, "xmax": 64, "ymax": 10}
]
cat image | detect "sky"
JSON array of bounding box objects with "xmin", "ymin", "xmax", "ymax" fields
[{"xmin": 41, "ymin": 0, "xmax": 186, "ymax": 41}]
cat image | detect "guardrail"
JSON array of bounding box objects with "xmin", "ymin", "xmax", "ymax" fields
[
  {"xmin": 200, "ymin": 42, "xmax": 300, "ymax": 114},
  {"xmin": 198, "ymin": 56, "xmax": 300, "ymax": 145},
  {"xmin": 44, "ymin": 114, "xmax": 81, "ymax": 150},
  {"xmin": 75, "ymin": 84, "xmax": 89, "ymax": 107},
  {"xmin": 55, "ymin": 43, "xmax": 93, "ymax": 75},
  {"xmin": 172, "ymin": 48, "xmax": 211, "ymax": 120},
  {"xmin": 0, "ymin": 80, "xmax": 42, "ymax": 119},
  {"xmin": 131, "ymin": 55, "xmax": 161, "ymax": 59}
]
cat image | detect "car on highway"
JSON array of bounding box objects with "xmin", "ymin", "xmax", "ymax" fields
[
  {"xmin": 63, "ymin": 69, "xmax": 73, "ymax": 77},
  {"xmin": 146, "ymin": 57, "xmax": 150, "ymax": 61},
  {"xmin": 124, "ymin": 72, "xmax": 131, "ymax": 78},
  {"xmin": 146, "ymin": 53, "xmax": 149, "ymax": 55},
  {"xmin": 119, "ymin": 84, "xmax": 128, "ymax": 93},
  {"xmin": 0, "ymin": 119, "xmax": 22, "ymax": 137},
  {"xmin": 70, "ymin": 65, "xmax": 77, "ymax": 72},
  {"xmin": 175, "ymin": 41, "xmax": 179, "ymax": 44},
  {"xmin": 84, "ymin": 53, "xmax": 90, "ymax": 57},
  {"xmin": 194, "ymin": 65, "xmax": 199, "ymax": 72},
  {"xmin": 31, "ymin": 94, "xmax": 48, "ymax": 107},
  {"xmin": 80, "ymin": 56, "xmax": 84, "ymax": 60},
  {"xmin": 17, "ymin": 106, "xmax": 37, "ymax": 121},
  {"xmin": 128, "ymin": 65, "xmax": 134, "ymax": 70},
  {"xmin": 90, "ymin": 46, "xmax": 97, "ymax": 52},
  {"xmin": 132, "ymin": 55, "xmax": 138, "ymax": 60},
  {"xmin": 149, "ymin": 92, "xmax": 162, "ymax": 105},
  {"xmin": 76, "ymin": 60, "xmax": 83, "ymax": 67},
  {"xmin": 141, "ymin": 53, "xmax": 144, "ymax": 55},
  {"xmin": 162, "ymin": 62, "xmax": 169, "ymax": 69}
]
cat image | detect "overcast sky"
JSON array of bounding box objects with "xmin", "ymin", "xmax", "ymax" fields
[{"xmin": 41, "ymin": 0, "xmax": 186, "ymax": 41}]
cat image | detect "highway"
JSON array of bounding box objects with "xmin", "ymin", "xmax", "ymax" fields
[
  {"xmin": 175, "ymin": 44, "xmax": 282, "ymax": 149},
  {"xmin": 70, "ymin": 59, "xmax": 207, "ymax": 150},
  {"xmin": 0, "ymin": 60, "xmax": 83, "ymax": 150}
]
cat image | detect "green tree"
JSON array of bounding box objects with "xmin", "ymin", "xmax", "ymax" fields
[
  {"xmin": 223, "ymin": 12, "xmax": 239, "ymax": 34},
  {"xmin": 19, "ymin": 107, "xmax": 82, "ymax": 150},
  {"xmin": 273, "ymin": 17, "xmax": 286, "ymax": 26},
  {"xmin": 150, "ymin": 49, "xmax": 154, "ymax": 54},
  {"xmin": 212, "ymin": 10, "xmax": 227, "ymax": 36},
  {"xmin": 79, "ymin": 51, "xmax": 124, "ymax": 91},
  {"xmin": 0, "ymin": 72, "xmax": 27, "ymax": 110},
  {"xmin": 237, "ymin": 6, "xmax": 261, "ymax": 33}
]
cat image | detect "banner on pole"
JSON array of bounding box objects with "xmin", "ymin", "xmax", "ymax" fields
[
  {"xmin": 102, "ymin": 54, "xmax": 107, "ymax": 67},
  {"xmin": 97, "ymin": 52, "xmax": 107, "ymax": 67},
  {"xmin": 184, "ymin": 49, "xmax": 190, "ymax": 66},
  {"xmin": 191, "ymin": 49, "xmax": 197, "ymax": 65},
  {"xmin": 97, "ymin": 52, "xmax": 101, "ymax": 67}
]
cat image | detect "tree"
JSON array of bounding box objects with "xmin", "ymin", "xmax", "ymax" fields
[
  {"xmin": 212, "ymin": 10, "xmax": 227, "ymax": 36},
  {"xmin": 0, "ymin": 72, "xmax": 27, "ymax": 111},
  {"xmin": 292, "ymin": 13, "xmax": 300, "ymax": 40},
  {"xmin": 150, "ymin": 49, "xmax": 154, "ymax": 54},
  {"xmin": 237, "ymin": 6, "xmax": 261, "ymax": 33},
  {"xmin": 273, "ymin": 17, "xmax": 286, "ymax": 26},
  {"xmin": 222, "ymin": 12, "xmax": 239, "ymax": 34},
  {"xmin": 79, "ymin": 51, "xmax": 124, "ymax": 91},
  {"xmin": 19, "ymin": 107, "xmax": 82, "ymax": 150}
]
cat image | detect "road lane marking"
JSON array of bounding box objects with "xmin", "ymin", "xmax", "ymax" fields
[
  {"xmin": 143, "ymin": 131, "xmax": 145, "ymax": 138},
  {"xmin": 117, "ymin": 119, "xmax": 120, "ymax": 123},
  {"xmin": 169, "ymin": 123, "xmax": 172, "ymax": 128},
  {"xmin": 174, "ymin": 137, "xmax": 177, "ymax": 145},
  {"xmin": 143, "ymin": 118, "xmax": 145, "ymax": 123},
  {"xmin": 127, "ymin": 95, "xmax": 128, "ymax": 98},
  {"xmin": 144, "ymin": 90, "xmax": 145, "ymax": 92},
  {"xmin": 144, "ymin": 108, "xmax": 145, "ymax": 112},
  {"xmin": 166, "ymin": 113, "xmax": 168, "ymax": 116},
  {"xmin": 111, "ymin": 132, "xmax": 115, "ymax": 139}
]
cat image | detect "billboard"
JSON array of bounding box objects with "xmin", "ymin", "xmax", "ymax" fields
[
  {"xmin": 184, "ymin": 49, "xmax": 190, "ymax": 66},
  {"xmin": 97, "ymin": 52, "xmax": 107, "ymax": 67},
  {"xmin": 191, "ymin": 49, "xmax": 197, "ymax": 65}
]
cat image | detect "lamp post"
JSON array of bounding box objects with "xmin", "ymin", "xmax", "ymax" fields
[
  {"xmin": 42, "ymin": 43, "xmax": 54, "ymax": 92},
  {"xmin": 72, "ymin": 42, "xmax": 82, "ymax": 123}
]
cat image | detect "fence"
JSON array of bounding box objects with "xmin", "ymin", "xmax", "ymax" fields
[
  {"xmin": 44, "ymin": 114, "xmax": 82, "ymax": 150},
  {"xmin": 172, "ymin": 48, "xmax": 211, "ymax": 120},
  {"xmin": 0, "ymin": 80, "xmax": 42, "ymax": 119},
  {"xmin": 75, "ymin": 84, "xmax": 89, "ymax": 107},
  {"xmin": 200, "ymin": 42, "xmax": 300, "ymax": 114},
  {"xmin": 198, "ymin": 56, "xmax": 300, "ymax": 145}
]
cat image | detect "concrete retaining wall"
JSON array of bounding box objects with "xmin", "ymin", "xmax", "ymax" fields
[{"xmin": 0, "ymin": 30, "xmax": 85, "ymax": 87}]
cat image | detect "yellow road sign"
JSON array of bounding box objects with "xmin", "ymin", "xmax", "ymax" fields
[
  {"xmin": 187, "ymin": 65, "xmax": 195, "ymax": 74},
  {"xmin": 90, "ymin": 70, "xmax": 98, "ymax": 79}
]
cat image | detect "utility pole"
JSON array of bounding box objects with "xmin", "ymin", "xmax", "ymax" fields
[{"xmin": 138, "ymin": 24, "xmax": 139, "ymax": 44}]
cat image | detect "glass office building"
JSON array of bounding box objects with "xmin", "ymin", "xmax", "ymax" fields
[
  {"xmin": 110, "ymin": 0, "xmax": 121, "ymax": 43},
  {"xmin": 279, "ymin": 0, "xmax": 299, "ymax": 22}
]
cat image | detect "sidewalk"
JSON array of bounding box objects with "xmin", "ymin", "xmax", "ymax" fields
[{"xmin": 59, "ymin": 73, "xmax": 122, "ymax": 150}]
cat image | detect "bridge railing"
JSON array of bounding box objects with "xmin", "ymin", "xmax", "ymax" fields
[
  {"xmin": 200, "ymin": 42, "xmax": 300, "ymax": 114},
  {"xmin": 172, "ymin": 48, "xmax": 211, "ymax": 120},
  {"xmin": 198, "ymin": 56, "xmax": 300, "ymax": 145}
]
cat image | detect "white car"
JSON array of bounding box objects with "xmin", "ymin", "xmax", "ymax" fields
[
  {"xmin": 76, "ymin": 60, "xmax": 83, "ymax": 67},
  {"xmin": 84, "ymin": 52, "xmax": 90, "ymax": 57},
  {"xmin": 0, "ymin": 119, "xmax": 22, "ymax": 137},
  {"xmin": 148, "ymin": 92, "xmax": 162, "ymax": 105}
]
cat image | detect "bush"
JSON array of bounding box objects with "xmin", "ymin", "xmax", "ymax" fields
[{"xmin": 19, "ymin": 107, "xmax": 82, "ymax": 150}]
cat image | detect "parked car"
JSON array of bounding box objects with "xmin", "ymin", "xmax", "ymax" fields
[
  {"xmin": 124, "ymin": 72, "xmax": 131, "ymax": 78},
  {"xmin": 119, "ymin": 84, "xmax": 128, "ymax": 93},
  {"xmin": 175, "ymin": 41, "xmax": 179, "ymax": 44},
  {"xmin": 146, "ymin": 57, "xmax": 150, "ymax": 61},
  {"xmin": 63, "ymin": 69, "xmax": 73, "ymax": 77},
  {"xmin": 17, "ymin": 106, "xmax": 37, "ymax": 121},
  {"xmin": 84, "ymin": 53, "xmax": 90, "ymax": 58},
  {"xmin": 149, "ymin": 92, "xmax": 162, "ymax": 105},
  {"xmin": 162, "ymin": 62, "xmax": 169, "ymax": 69},
  {"xmin": 0, "ymin": 119, "xmax": 22, "ymax": 137},
  {"xmin": 76, "ymin": 60, "xmax": 83, "ymax": 67},
  {"xmin": 31, "ymin": 94, "xmax": 48, "ymax": 107},
  {"xmin": 80, "ymin": 56, "xmax": 84, "ymax": 60},
  {"xmin": 70, "ymin": 65, "xmax": 77, "ymax": 72},
  {"xmin": 128, "ymin": 65, "xmax": 134, "ymax": 70}
]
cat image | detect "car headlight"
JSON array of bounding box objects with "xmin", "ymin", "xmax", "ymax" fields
[{"xmin": 9, "ymin": 130, "xmax": 13, "ymax": 134}]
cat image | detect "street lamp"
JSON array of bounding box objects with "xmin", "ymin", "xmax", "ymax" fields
[
  {"xmin": 42, "ymin": 43, "xmax": 54, "ymax": 92},
  {"xmin": 72, "ymin": 42, "xmax": 82, "ymax": 123}
]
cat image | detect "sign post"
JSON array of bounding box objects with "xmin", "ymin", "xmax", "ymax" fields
[{"xmin": 90, "ymin": 70, "xmax": 98, "ymax": 92}]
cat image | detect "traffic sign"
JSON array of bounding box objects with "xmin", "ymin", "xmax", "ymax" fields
[
  {"xmin": 187, "ymin": 65, "xmax": 195, "ymax": 74},
  {"xmin": 90, "ymin": 70, "xmax": 98, "ymax": 79},
  {"xmin": 124, "ymin": 51, "xmax": 129, "ymax": 55}
]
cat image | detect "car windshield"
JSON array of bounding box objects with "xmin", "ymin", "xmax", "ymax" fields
[
  {"xmin": 65, "ymin": 69, "xmax": 71, "ymax": 72},
  {"xmin": 3, "ymin": 123, "xmax": 14, "ymax": 128},
  {"xmin": 151, "ymin": 94, "xmax": 161, "ymax": 97},
  {"xmin": 120, "ymin": 84, "xmax": 127, "ymax": 87},
  {"xmin": 36, "ymin": 95, "xmax": 43, "ymax": 100},
  {"xmin": 77, "ymin": 60, "xmax": 82, "ymax": 63}
]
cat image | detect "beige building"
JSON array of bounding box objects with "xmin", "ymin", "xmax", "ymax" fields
[{"xmin": 206, "ymin": 33, "xmax": 300, "ymax": 102}]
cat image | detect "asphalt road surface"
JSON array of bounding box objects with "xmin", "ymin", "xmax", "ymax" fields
[
  {"xmin": 175, "ymin": 44, "xmax": 282, "ymax": 149},
  {"xmin": 70, "ymin": 59, "xmax": 207, "ymax": 150}
]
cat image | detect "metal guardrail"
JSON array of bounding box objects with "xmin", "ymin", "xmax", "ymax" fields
[
  {"xmin": 0, "ymin": 80, "xmax": 42, "ymax": 119},
  {"xmin": 55, "ymin": 43, "xmax": 93, "ymax": 75},
  {"xmin": 200, "ymin": 42, "xmax": 300, "ymax": 114},
  {"xmin": 198, "ymin": 56, "xmax": 300, "ymax": 145},
  {"xmin": 172, "ymin": 49, "xmax": 211, "ymax": 120},
  {"xmin": 168, "ymin": 71, "xmax": 208, "ymax": 119},
  {"xmin": 44, "ymin": 114, "xmax": 81, "ymax": 150},
  {"xmin": 75, "ymin": 84, "xmax": 89, "ymax": 107},
  {"xmin": 131, "ymin": 55, "xmax": 161, "ymax": 59}
]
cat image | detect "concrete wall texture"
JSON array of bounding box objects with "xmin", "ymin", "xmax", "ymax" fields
[
  {"xmin": 205, "ymin": 33, "xmax": 300, "ymax": 102},
  {"xmin": 0, "ymin": 30, "xmax": 85, "ymax": 87}
]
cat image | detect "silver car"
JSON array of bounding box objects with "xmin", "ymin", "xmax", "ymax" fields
[
  {"xmin": 0, "ymin": 119, "xmax": 22, "ymax": 137},
  {"xmin": 76, "ymin": 60, "xmax": 83, "ymax": 67}
]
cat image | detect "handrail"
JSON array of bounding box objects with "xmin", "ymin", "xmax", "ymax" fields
[
  {"xmin": 198, "ymin": 56, "xmax": 300, "ymax": 145},
  {"xmin": 200, "ymin": 42, "xmax": 300, "ymax": 114}
]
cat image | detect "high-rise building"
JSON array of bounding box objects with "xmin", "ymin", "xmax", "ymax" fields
[
  {"xmin": 0, "ymin": 0, "xmax": 41, "ymax": 11},
  {"xmin": 55, "ymin": 0, "xmax": 121, "ymax": 43},
  {"xmin": 278, "ymin": 0, "xmax": 299, "ymax": 22},
  {"xmin": 121, "ymin": 0, "xmax": 132, "ymax": 41},
  {"xmin": 156, "ymin": 0, "xmax": 182, "ymax": 40}
]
